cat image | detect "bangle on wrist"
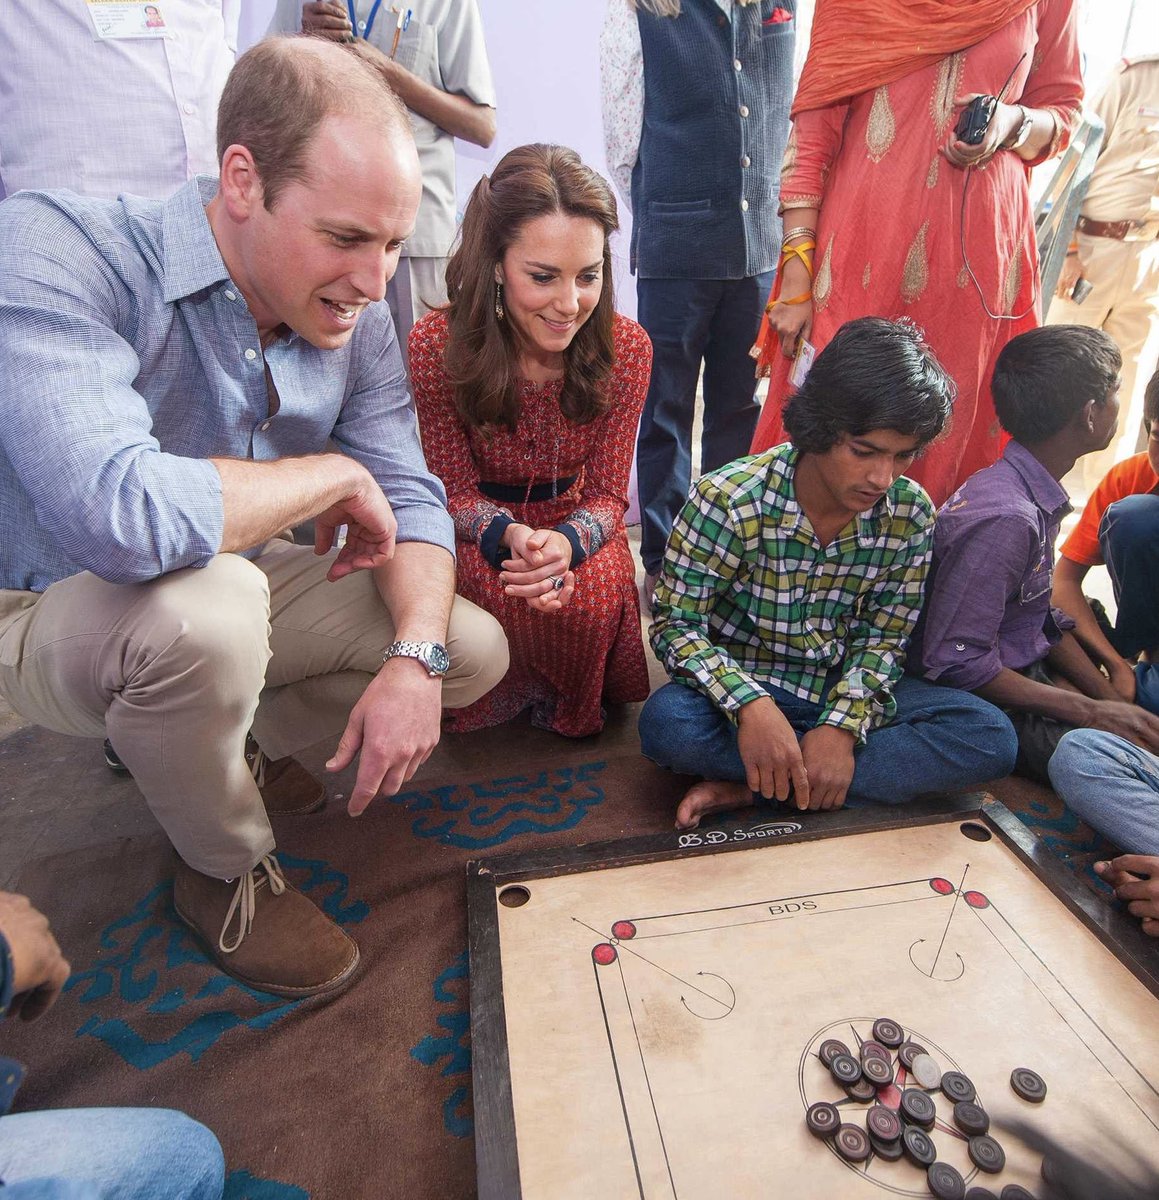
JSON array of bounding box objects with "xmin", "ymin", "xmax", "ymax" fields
[{"xmin": 781, "ymin": 225, "xmax": 815, "ymax": 244}]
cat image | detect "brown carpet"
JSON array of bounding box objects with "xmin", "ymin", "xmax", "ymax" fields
[{"xmin": 6, "ymin": 754, "xmax": 1117, "ymax": 1199}]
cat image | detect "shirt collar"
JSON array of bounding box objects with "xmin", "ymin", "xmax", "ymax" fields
[
  {"xmin": 161, "ymin": 175, "xmax": 233, "ymax": 303},
  {"xmin": 1003, "ymin": 441, "xmax": 1072, "ymax": 520}
]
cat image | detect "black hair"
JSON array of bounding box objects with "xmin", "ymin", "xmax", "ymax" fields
[
  {"xmin": 782, "ymin": 317, "xmax": 954, "ymax": 454},
  {"xmin": 1144, "ymin": 368, "xmax": 1159, "ymax": 432},
  {"xmin": 991, "ymin": 325, "xmax": 1121, "ymax": 444}
]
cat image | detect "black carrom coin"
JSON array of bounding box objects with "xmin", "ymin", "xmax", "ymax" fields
[
  {"xmin": 861, "ymin": 1039, "xmax": 891, "ymax": 1063},
  {"xmin": 869, "ymin": 1132, "xmax": 904, "ymax": 1161},
  {"xmin": 862, "ymin": 1054, "xmax": 893, "ymax": 1086},
  {"xmin": 999, "ymin": 1187, "xmax": 1036, "ymax": 1200},
  {"xmin": 845, "ymin": 1077, "xmax": 877, "ymax": 1102},
  {"xmin": 834, "ymin": 1123, "xmax": 872, "ymax": 1163},
  {"xmin": 818, "ymin": 1038, "xmax": 851, "ymax": 1066},
  {"xmin": 805, "ymin": 1101, "xmax": 841, "ymax": 1139},
  {"xmin": 968, "ymin": 1135, "xmax": 1006, "ymax": 1174},
  {"xmin": 1010, "ymin": 1067, "xmax": 1047, "ymax": 1103},
  {"xmin": 900, "ymin": 1087, "xmax": 936, "ymax": 1128},
  {"xmin": 965, "ymin": 1191, "xmax": 999, "ymax": 1200},
  {"xmin": 872, "ymin": 1017, "xmax": 905, "ymax": 1047},
  {"xmin": 902, "ymin": 1125, "xmax": 937, "ymax": 1167},
  {"xmin": 866, "ymin": 1105, "xmax": 902, "ymax": 1143},
  {"xmin": 953, "ymin": 1101, "xmax": 990, "ymax": 1137},
  {"xmin": 898, "ymin": 1040, "xmax": 928, "ymax": 1070},
  {"xmin": 928, "ymin": 1161, "xmax": 966, "ymax": 1200},
  {"xmin": 830, "ymin": 1053, "xmax": 862, "ymax": 1085},
  {"xmin": 940, "ymin": 1070, "xmax": 977, "ymax": 1104}
]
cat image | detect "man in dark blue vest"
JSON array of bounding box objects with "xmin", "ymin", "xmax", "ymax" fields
[{"xmin": 600, "ymin": 0, "xmax": 794, "ymax": 604}]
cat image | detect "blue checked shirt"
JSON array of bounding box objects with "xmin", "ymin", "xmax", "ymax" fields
[
  {"xmin": 651, "ymin": 445, "xmax": 935, "ymax": 740},
  {"xmin": 0, "ymin": 177, "xmax": 453, "ymax": 593}
]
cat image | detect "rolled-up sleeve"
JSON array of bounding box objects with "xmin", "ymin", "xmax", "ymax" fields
[{"xmin": 0, "ymin": 199, "xmax": 223, "ymax": 584}]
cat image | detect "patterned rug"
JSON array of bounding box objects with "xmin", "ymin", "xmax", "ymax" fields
[{"xmin": 7, "ymin": 752, "xmax": 1120, "ymax": 1199}]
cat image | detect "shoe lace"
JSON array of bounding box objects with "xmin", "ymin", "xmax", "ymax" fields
[
  {"xmin": 247, "ymin": 743, "xmax": 269, "ymax": 789},
  {"xmin": 219, "ymin": 854, "xmax": 286, "ymax": 955}
]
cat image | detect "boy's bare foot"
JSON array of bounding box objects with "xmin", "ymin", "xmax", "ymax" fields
[{"xmin": 675, "ymin": 781, "xmax": 754, "ymax": 831}]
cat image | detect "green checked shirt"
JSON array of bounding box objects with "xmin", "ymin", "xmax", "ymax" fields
[{"xmin": 651, "ymin": 444, "xmax": 935, "ymax": 740}]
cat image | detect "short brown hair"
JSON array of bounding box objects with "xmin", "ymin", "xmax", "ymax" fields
[
  {"xmin": 216, "ymin": 36, "xmax": 409, "ymax": 210},
  {"xmin": 443, "ymin": 144, "xmax": 620, "ymax": 429}
]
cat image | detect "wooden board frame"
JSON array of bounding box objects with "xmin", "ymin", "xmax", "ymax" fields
[{"xmin": 466, "ymin": 795, "xmax": 1159, "ymax": 1199}]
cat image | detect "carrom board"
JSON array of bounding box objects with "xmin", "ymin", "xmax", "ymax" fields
[{"xmin": 467, "ymin": 797, "xmax": 1159, "ymax": 1199}]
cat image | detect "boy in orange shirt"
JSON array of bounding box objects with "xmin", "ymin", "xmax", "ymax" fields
[{"xmin": 1052, "ymin": 369, "xmax": 1159, "ymax": 714}]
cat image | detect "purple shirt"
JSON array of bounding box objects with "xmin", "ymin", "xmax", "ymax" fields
[{"xmin": 910, "ymin": 442, "xmax": 1075, "ymax": 690}]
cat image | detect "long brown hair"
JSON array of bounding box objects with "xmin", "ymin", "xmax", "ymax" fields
[{"xmin": 443, "ymin": 144, "xmax": 619, "ymax": 430}]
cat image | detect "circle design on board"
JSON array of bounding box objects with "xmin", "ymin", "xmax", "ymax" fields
[
  {"xmin": 591, "ymin": 943, "xmax": 617, "ymax": 966},
  {"xmin": 929, "ymin": 877, "xmax": 955, "ymax": 895},
  {"xmin": 964, "ymin": 891, "xmax": 991, "ymax": 910},
  {"xmin": 611, "ymin": 920, "xmax": 637, "ymax": 940},
  {"xmin": 799, "ymin": 1018, "xmax": 982, "ymax": 1196}
]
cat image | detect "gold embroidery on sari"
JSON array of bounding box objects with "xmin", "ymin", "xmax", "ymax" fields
[
  {"xmin": 862, "ymin": 261, "xmax": 871, "ymax": 290},
  {"xmin": 781, "ymin": 127, "xmax": 798, "ymax": 181},
  {"xmin": 814, "ymin": 238, "xmax": 834, "ymax": 310},
  {"xmin": 901, "ymin": 222, "xmax": 929, "ymax": 304},
  {"xmin": 866, "ymin": 87, "xmax": 896, "ymax": 162},
  {"xmin": 931, "ymin": 52, "xmax": 965, "ymax": 136},
  {"xmin": 1002, "ymin": 254, "xmax": 1024, "ymax": 316},
  {"xmin": 957, "ymin": 265, "xmax": 969, "ymax": 289},
  {"xmin": 926, "ymin": 154, "xmax": 940, "ymax": 190}
]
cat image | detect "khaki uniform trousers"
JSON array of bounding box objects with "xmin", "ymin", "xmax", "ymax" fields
[
  {"xmin": 385, "ymin": 256, "xmax": 448, "ymax": 371},
  {"xmin": 1050, "ymin": 231, "xmax": 1159, "ymax": 497},
  {"xmin": 0, "ymin": 540, "xmax": 508, "ymax": 879}
]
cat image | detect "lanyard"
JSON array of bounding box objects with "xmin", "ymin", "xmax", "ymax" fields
[{"xmin": 347, "ymin": 0, "xmax": 385, "ymax": 41}]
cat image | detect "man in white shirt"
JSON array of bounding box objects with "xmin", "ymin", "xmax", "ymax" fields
[{"xmin": 0, "ymin": 0, "xmax": 237, "ymax": 199}]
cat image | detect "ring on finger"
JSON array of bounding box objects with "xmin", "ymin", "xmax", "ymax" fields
[{"xmin": 547, "ymin": 575, "xmax": 565, "ymax": 591}]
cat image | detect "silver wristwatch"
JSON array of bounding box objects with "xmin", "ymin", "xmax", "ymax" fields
[{"xmin": 381, "ymin": 640, "xmax": 450, "ymax": 678}]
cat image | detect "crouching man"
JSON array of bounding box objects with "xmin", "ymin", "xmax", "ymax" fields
[
  {"xmin": 639, "ymin": 318, "xmax": 1016, "ymax": 829},
  {"xmin": 0, "ymin": 38, "xmax": 508, "ymax": 998}
]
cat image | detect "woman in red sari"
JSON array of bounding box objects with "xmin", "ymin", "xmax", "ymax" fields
[
  {"xmin": 751, "ymin": 0, "xmax": 1082, "ymax": 505},
  {"xmin": 410, "ymin": 144, "xmax": 653, "ymax": 736}
]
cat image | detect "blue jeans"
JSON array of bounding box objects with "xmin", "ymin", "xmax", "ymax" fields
[
  {"xmin": 0, "ymin": 1108, "xmax": 223, "ymax": 1199},
  {"xmin": 635, "ymin": 272, "xmax": 776, "ymax": 574},
  {"xmin": 1100, "ymin": 492, "xmax": 1159, "ymax": 662},
  {"xmin": 1047, "ymin": 729, "xmax": 1159, "ymax": 856},
  {"xmin": 638, "ymin": 676, "xmax": 1018, "ymax": 803}
]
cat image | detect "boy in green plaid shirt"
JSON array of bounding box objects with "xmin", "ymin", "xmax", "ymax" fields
[{"xmin": 639, "ymin": 318, "xmax": 1017, "ymax": 828}]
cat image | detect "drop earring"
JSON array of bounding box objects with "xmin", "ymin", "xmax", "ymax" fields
[{"xmin": 494, "ymin": 280, "xmax": 505, "ymax": 321}]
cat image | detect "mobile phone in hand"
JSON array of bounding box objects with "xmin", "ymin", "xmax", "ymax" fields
[{"xmin": 1070, "ymin": 276, "xmax": 1093, "ymax": 304}]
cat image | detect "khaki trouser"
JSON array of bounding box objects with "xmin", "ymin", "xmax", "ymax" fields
[{"xmin": 0, "ymin": 541, "xmax": 508, "ymax": 878}]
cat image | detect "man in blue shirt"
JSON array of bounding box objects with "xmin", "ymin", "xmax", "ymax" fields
[{"xmin": 0, "ymin": 37, "xmax": 507, "ymax": 998}]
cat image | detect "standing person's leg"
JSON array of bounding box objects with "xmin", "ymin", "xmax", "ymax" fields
[
  {"xmin": 0, "ymin": 557, "xmax": 359, "ymax": 997},
  {"xmin": 1048, "ymin": 728, "xmax": 1159, "ymax": 857},
  {"xmin": 386, "ymin": 256, "xmax": 448, "ymax": 372},
  {"xmin": 700, "ymin": 269, "xmax": 776, "ymax": 472},
  {"xmin": 847, "ymin": 677, "xmax": 1018, "ymax": 803},
  {"xmin": 0, "ymin": 1107, "xmax": 224, "ymax": 1200},
  {"xmin": 635, "ymin": 279, "xmax": 719, "ymax": 579},
  {"xmin": 1099, "ymin": 493, "xmax": 1159, "ymax": 660}
]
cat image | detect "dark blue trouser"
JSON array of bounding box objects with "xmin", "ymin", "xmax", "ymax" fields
[
  {"xmin": 1099, "ymin": 492, "xmax": 1159, "ymax": 711},
  {"xmin": 635, "ymin": 272, "xmax": 776, "ymax": 574},
  {"xmin": 638, "ymin": 676, "xmax": 1018, "ymax": 804}
]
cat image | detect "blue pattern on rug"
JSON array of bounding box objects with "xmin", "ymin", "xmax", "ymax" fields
[
  {"xmin": 391, "ymin": 762, "xmax": 607, "ymax": 850},
  {"xmin": 224, "ymin": 1169, "xmax": 310, "ymax": 1199},
  {"xmin": 1007, "ymin": 798, "xmax": 1119, "ymax": 893},
  {"xmin": 409, "ymin": 949, "xmax": 472, "ymax": 1137},
  {"xmin": 64, "ymin": 854, "xmax": 368, "ymax": 1070}
]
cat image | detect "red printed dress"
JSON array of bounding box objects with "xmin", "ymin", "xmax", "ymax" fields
[{"xmin": 410, "ymin": 310, "xmax": 653, "ymax": 736}]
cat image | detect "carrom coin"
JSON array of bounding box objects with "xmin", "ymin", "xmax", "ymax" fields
[
  {"xmin": 869, "ymin": 1132, "xmax": 904, "ymax": 1162},
  {"xmin": 1010, "ymin": 1067, "xmax": 1047, "ymax": 1103},
  {"xmin": 940, "ymin": 1070, "xmax": 977, "ymax": 1104},
  {"xmin": 968, "ymin": 1134, "xmax": 1006, "ymax": 1174},
  {"xmin": 910, "ymin": 1052, "xmax": 943, "ymax": 1090},
  {"xmin": 830, "ymin": 1053, "xmax": 862, "ymax": 1085},
  {"xmin": 805, "ymin": 1101, "xmax": 841, "ymax": 1139},
  {"xmin": 834, "ymin": 1123, "xmax": 872, "ymax": 1163},
  {"xmin": 860, "ymin": 1039, "xmax": 891, "ymax": 1063},
  {"xmin": 900, "ymin": 1087, "xmax": 936, "ymax": 1128},
  {"xmin": 862, "ymin": 1054, "xmax": 893, "ymax": 1087},
  {"xmin": 845, "ymin": 1077, "xmax": 877, "ymax": 1102},
  {"xmin": 928, "ymin": 1161, "xmax": 966, "ymax": 1200},
  {"xmin": 818, "ymin": 1038, "xmax": 851, "ymax": 1066},
  {"xmin": 898, "ymin": 1040, "xmax": 928, "ymax": 1070},
  {"xmin": 999, "ymin": 1188, "xmax": 1036, "ymax": 1200},
  {"xmin": 872, "ymin": 1016, "xmax": 904, "ymax": 1047},
  {"xmin": 865, "ymin": 1105, "xmax": 902, "ymax": 1143},
  {"xmin": 953, "ymin": 1101, "xmax": 990, "ymax": 1137},
  {"xmin": 965, "ymin": 1191, "xmax": 999, "ymax": 1200},
  {"xmin": 902, "ymin": 1125, "xmax": 937, "ymax": 1167}
]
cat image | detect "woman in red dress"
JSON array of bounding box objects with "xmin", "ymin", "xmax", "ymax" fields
[
  {"xmin": 750, "ymin": 0, "xmax": 1082, "ymax": 506},
  {"xmin": 410, "ymin": 144, "xmax": 653, "ymax": 736}
]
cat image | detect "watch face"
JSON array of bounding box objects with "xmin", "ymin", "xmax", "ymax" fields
[{"xmin": 424, "ymin": 644, "xmax": 450, "ymax": 676}]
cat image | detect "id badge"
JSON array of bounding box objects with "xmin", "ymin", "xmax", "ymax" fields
[
  {"xmin": 789, "ymin": 337, "xmax": 816, "ymax": 388},
  {"xmin": 85, "ymin": 0, "xmax": 170, "ymax": 39}
]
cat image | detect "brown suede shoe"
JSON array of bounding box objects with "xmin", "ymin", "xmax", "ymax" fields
[
  {"xmin": 246, "ymin": 739, "xmax": 326, "ymax": 816},
  {"xmin": 173, "ymin": 856, "xmax": 359, "ymax": 999}
]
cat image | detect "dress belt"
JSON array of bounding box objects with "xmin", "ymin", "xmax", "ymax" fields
[
  {"xmin": 1076, "ymin": 215, "xmax": 1159, "ymax": 241},
  {"xmin": 478, "ymin": 475, "xmax": 579, "ymax": 503}
]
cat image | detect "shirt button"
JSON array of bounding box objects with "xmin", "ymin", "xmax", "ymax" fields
[
  {"xmin": 358, "ymin": 20, "xmax": 366, "ymax": 30},
  {"xmin": 740, "ymin": 199, "xmax": 749, "ymax": 212},
  {"xmin": 244, "ymin": 348, "xmax": 258, "ymax": 361},
  {"xmin": 739, "ymin": 104, "xmax": 749, "ymax": 118},
  {"xmin": 259, "ymin": 420, "xmax": 271, "ymax": 432},
  {"xmin": 224, "ymin": 289, "xmax": 237, "ymax": 301},
  {"xmin": 733, "ymin": 59, "xmax": 742, "ymax": 71},
  {"xmin": 182, "ymin": 102, "xmax": 195, "ymax": 116},
  {"xmin": 955, "ymin": 642, "xmax": 966, "ymax": 652},
  {"xmin": 741, "ymin": 155, "xmax": 751, "ymax": 168}
]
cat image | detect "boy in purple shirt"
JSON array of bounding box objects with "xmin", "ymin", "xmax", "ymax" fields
[{"xmin": 911, "ymin": 326, "xmax": 1159, "ymax": 782}]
